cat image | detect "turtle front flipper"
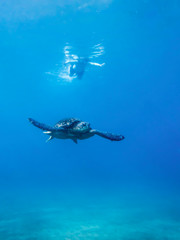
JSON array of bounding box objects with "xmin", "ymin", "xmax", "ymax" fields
[
  {"xmin": 95, "ymin": 130, "xmax": 125, "ymax": 141},
  {"xmin": 28, "ymin": 118, "xmax": 54, "ymax": 131}
]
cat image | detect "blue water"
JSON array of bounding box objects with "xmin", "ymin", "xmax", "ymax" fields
[{"xmin": 0, "ymin": 0, "xmax": 180, "ymax": 239}]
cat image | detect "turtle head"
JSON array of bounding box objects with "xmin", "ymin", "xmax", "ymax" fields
[{"xmin": 76, "ymin": 121, "xmax": 91, "ymax": 133}]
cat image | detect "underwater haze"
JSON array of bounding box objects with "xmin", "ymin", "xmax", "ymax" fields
[{"xmin": 0, "ymin": 0, "xmax": 180, "ymax": 239}]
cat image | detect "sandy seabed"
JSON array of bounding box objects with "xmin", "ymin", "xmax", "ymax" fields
[{"xmin": 0, "ymin": 189, "xmax": 180, "ymax": 240}]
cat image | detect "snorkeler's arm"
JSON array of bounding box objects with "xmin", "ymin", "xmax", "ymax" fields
[{"xmin": 88, "ymin": 62, "xmax": 105, "ymax": 67}]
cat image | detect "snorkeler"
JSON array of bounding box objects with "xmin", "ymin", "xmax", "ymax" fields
[
  {"xmin": 69, "ymin": 57, "xmax": 89, "ymax": 79},
  {"xmin": 46, "ymin": 43, "xmax": 105, "ymax": 82},
  {"xmin": 45, "ymin": 44, "xmax": 105, "ymax": 82},
  {"xmin": 68, "ymin": 56, "xmax": 105, "ymax": 80}
]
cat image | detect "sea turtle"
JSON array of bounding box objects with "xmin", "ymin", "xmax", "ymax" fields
[{"xmin": 28, "ymin": 117, "xmax": 125, "ymax": 144}]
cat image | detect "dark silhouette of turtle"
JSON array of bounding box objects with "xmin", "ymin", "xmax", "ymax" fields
[{"xmin": 28, "ymin": 118, "xmax": 125, "ymax": 144}]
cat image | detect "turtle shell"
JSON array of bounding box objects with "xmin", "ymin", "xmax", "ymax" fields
[
  {"xmin": 54, "ymin": 118, "xmax": 91, "ymax": 133},
  {"xmin": 54, "ymin": 118, "xmax": 81, "ymax": 130}
]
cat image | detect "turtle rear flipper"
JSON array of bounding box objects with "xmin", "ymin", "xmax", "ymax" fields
[
  {"xmin": 95, "ymin": 130, "xmax": 125, "ymax": 141},
  {"xmin": 72, "ymin": 138, "xmax": 78, "ymax": 144},
  {"xmin": 46, "ymin": 136, "xmax": 54, "ymax": 142},
  {"xmin": 28, "ymin": 118, "xmax": 54, "ymax": 131}
]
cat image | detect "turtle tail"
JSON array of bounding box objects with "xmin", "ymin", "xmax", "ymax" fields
[
  {"xmin": 95, "ymin": 130, "xmax": 125, "ymax": 141},
  {"xmin": 28, "ymin": 118, "xmax": 54, "ymax": 131}
]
